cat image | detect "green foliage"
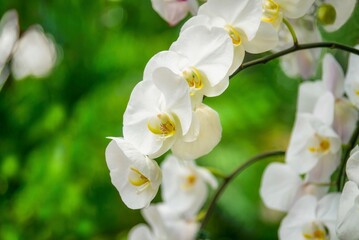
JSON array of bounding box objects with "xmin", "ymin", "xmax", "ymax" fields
[{"xmin": 0, "ymin": 1, "xmax": 358, "ymax": 239}]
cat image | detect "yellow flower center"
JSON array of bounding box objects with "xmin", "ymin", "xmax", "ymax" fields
[
  {"xmin": 262, "ymin": 0, "xmax": 280, "ymax": 23},
  {"xmin": 355, "ymin": 90, "xmax": 359, "ymax": 95},
  {"xmin": 182, "ymin": 67, "xmax": 203, "ymax": 95},
  {"xmin": 186, "ymin": 174, "xmax": 197, "ymax": 186},
  {"xmin": 181, "ymin": 173, "xmax": 197, "ymax": 190},
  {"xmin": 128, "ymin": 167, "xmax": 150, "ymax": 187},
  {"xmin": 224, "ymin": 24, "xmax": 241, "ymax": 46},
  {"xmin": 147, "ymin": 113, "xmax": 176, "ymax": 138},
  {"xmin": 308, "ymin": 138, "xmax": 331, "ymax": 154},
  {"xmin": 302, "ymin": 222, "xmax": 329, "ymax": 240}
]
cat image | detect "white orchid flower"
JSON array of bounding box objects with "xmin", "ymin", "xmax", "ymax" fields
[
  {"xmin": 337, "ymin": 145, "xmax": 359, "ymax": 238},
  {"xmin": 151, "ymin": 0, "xmax": 199, "ymax": 26},
  {"xmin": 0, "ymin": 10, "xmax": 19, "ymax": 85},
  {"xmin": 261, "ymin": 0, "xmax": 315, "ymax": 29},
  {"xmin": 144, "ymin": 25, "xmax": 233, "ymax": 104},
  {"xmin": 345, "ymin": 145, "xmax": 359, "ymax": 185},
  {"xmin": 160, "ymin": 155, "xmax": 217, "ymax": 217},
  {"xmin": 260, "ymin": 162, "xmax": 328, "ymax": 212},
  {"xmin": 105, "ymin": 138, "xmax": 162, "ymax": 209},
  {"xmin": 128, "ymin": 204, "xmax": 199, "ymax": 240},
  {"xmin": 11, "ymin": 25, "xmax": 57, "ymax": 80},
  {"xmin": 286, "ymin": 93, "xmax": 341, "ymax": 177},
  {"xmin": 317, "ymin": 0, "xmax": 357, "ymax": 32},
  {"xmin": 0, "ymin": 9, "xmax": 19, "ymax": 70},
  {"xmin": 297, "ymin": 54, "xmax": 358, "ymax": 144},
  {"xmin": 279, "ymin": 193, "xmax": 340, "ymax": 240},
  {"xmin": 321, "ymin": 54, "xmax": 359, "ymax": 144},
  {"xmin": 123, "ymin": 76, "xmax": 192, "ymax": 158},
  {"xmin": 172, "ymin": 103, "xmax": 222, "ymax": 160},
  {"xmin": 336, "ymin": 181, "xmax": 359, "ymax": 240},
  {"xmin": 277, "ymin": 17, "xmax": 322, "ymax": 80},
  {"xmin": 345, "ymin": 45, "xmax": 359, "ymax": 109},
  {"xmin": 182, "ymin": 0, "xmax": 278, "ymax": 74}
]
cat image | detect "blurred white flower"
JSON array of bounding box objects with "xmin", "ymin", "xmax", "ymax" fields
[
  {"xmin": 151, "ymin": 0, "xmax": 199, "ymax": 26},
  {"xmin": 161, "ymin": 155, "xmax": 217, "ymax": 217},
  {"xmin": 279, "ymin": 193, "xmax": 340, "ymax": 240},
  {"xmin": 336, "ymin": 181, "xmax": 359, "ymax": 240},
  {"xmin": 260, "ymin": 162, "xmax": 328, "ymax": 212},
  {"xmin": 345, "ymin": 45, "xmax": 359, "ymax": 109},
  {"xmin": 345, "ymin": 146, "xmax": 359, "ymax": 186},
  {"xmin": 128, "ymin": 204, "xmax": 199, "ymax": 240},
  {"xmin": 0, "ymin": 9, "xmax": 19, "ymax": 70},
  {"xmin": 317, "ymin": 0, "xmax": 357, "ymax": 32},
  {"xmin": 182, "ymin": 0, "xmax": 278, "ymax": 74},
  {"xmin": 277, "ymin": 17, "xmax": 321, "ymax": 80},
  {"xmin": 297, "ymin": 54, "xmax": 358, "ymax": 144},
  {"xmin": 286, "ymin": 93, "xmax": 341, "ymax": 178},
  {"xmin": 105, "ymin": 138, "xmax": 162, "ymax": 209},
  {"xmin": 0, "ymin": 10, "xmax": 19, "ymax": 87},
  {"xmin": 144, "ymin": 25, "xmax": 233, "ymax": 104},
  {"xmin": 123, "ymin": 79, "xmax": 192, "ymax": 158},
  {"xmin": 172, "ymin": 103, "xmax": 222, "ymax": 160},
  {"xmin": 12, "ymin": 25, "xmax": 57, "ymax": 80}
]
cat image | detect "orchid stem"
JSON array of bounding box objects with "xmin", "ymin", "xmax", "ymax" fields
[
  {"xmin": 197, "ymin": 150, "xmax": 285, "ymax": 238},
  {"xmin": 230, "ymin": 42, "xmax": 359, "ymax": 79},
  {"xmin": 283, "ymin": 18, "xmax": 298, "ymax": 46},
  {"xmin": 337, "ymin": 121, "xmax": 359, "ymax": 191}
]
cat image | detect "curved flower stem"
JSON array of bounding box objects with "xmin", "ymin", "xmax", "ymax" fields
[
  {"xmin": 283, "ymin": 18, "xmax": 298, "ymax": 46},
  {"xmin": 337, "ymin": 121, "xmax": 359, "ymax": 191},
  {"xmin": 230, "ymin": 42, "xmax": 359, "ymax": 79},
  {"xmin": 198, "ymin": 150, "xmax": 285, "ymax": 235}
]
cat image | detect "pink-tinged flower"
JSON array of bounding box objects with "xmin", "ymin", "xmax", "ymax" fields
[
  {"xmin": 279, "ymin": 194, "xmax": 340, "ymax": 240},
  {"xmin": 277, "ymin": 17, "xmax": 322, "ymax": 80},
  {"xmin": 105, "ymin": 138, "xmax": 162, "ymax": 209},
  {"xmin": 297, "ymin": 54, "xmax": 359, "ymax": 144},
  {"xmin": 151, "ymin": 0, "xmax": 199, "ymax": 26},
  {"xmin": 286, "ymin": 93, "xmax": 341, "ymax": 179},
  {"xmin": 298, "ymin": 54, "xmax": 359, "ymax": 143}
]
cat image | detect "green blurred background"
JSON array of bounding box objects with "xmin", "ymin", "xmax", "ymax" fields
[{"xmin": 0, "ymin": 1, "xmax": 358, "ymax": 239}]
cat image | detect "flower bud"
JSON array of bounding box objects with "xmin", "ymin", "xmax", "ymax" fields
[{"xmin": 317, "ymin": 4, "xmax": 336, "ymax": 25}]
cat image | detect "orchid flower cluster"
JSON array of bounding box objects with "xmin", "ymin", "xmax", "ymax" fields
[
  {"xmin": 0, "ymin": 10, "xmax": 57, "ymax": 88},
  {"xmin": 260, "ymin": 51, "xmax": 359, "ymax": 239},
  {"xmin": 105, "ymin": 0, "xmax": 359, "ymax": 239}
]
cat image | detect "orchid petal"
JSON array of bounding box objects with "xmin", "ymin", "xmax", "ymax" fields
[
  {"xmin": 260, "ymin": 162, "xmax": 302, "ymax": 212},
  {"xmin": 172, "ymin": 104, "xmax": 222, "ymax": 160}
]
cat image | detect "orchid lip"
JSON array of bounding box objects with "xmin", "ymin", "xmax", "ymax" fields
[
  {"xmin": 128, "ymin": 166, "xmax": 150, "ymax": 189},
  {"xmin": 147, "ymin": 113, "xmax": 176, "ymax": 138},
  {"xmin": 224, "ymin": 24, "xmax": 242, "ymax": 46},
  {"xmin": 261, "ymin": 0, "xmax": 280, "ymax": 23}
]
